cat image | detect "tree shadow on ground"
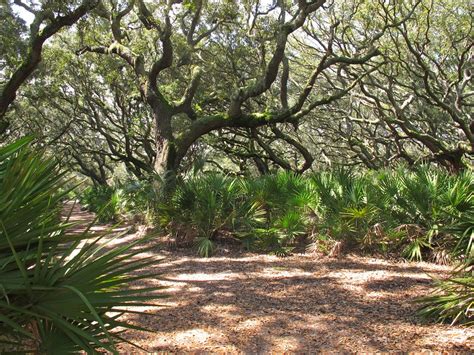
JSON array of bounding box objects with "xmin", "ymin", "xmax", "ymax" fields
[
  {"xmin": 62, "ymin": 203, "xmax": 471, "ymax": 352},
  {"xmin": 120, "ymin": 254, "xmax": 471, "ymax": 353}
]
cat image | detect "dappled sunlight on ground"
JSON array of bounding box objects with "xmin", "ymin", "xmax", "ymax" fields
[
  {"xmin": 117, "ymin": 250, "xmax": 473, "ymax": 352},
  {"xmin": 63, "ymin": 203, "xmax": 473, "ymax": 352}
]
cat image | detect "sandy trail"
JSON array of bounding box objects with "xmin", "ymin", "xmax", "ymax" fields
[
  {"xmin": 119, "ymin": 250, "xmax": 472, "ymax": 353},
  {"xmin": 65, "ymin": 202, "xmax": 473, "ymax": 352}
]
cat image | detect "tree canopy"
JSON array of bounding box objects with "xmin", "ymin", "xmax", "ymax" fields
[{"xmin": 1, "ymin": 0, "xmax": 472, "ymax": 183}]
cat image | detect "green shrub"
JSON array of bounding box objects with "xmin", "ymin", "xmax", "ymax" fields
[
  {"xmin": 79, "ymin": 178, "xmax": 161, "ymax": 225},
  {"xmin": 79, "ymin": 185, "xmax": 119, "ymax": 223},
  {"xmin": 240, "ymin": 172, "xmax": 315, "ymax": 254},
  {"xmin": 158, "ymin": 172, "xmax": 318, "ymax": 256},
  {"xmin": 159, "ymin": 174, "xmax": 264, "ymax": 256},
  {"xmin": 306, "ymin": 166, "xmax": 473, "ymax": 261},
  {"xmin": 418, "ymin": 261, "xmax": 473, "ymax": 325},
  {"xmin": 0, "ymin": 138, "xmax": 162, "ymax": 352},
  {"xmin": 119, "ymin": 179, "xmax": 159, "ymax": 225},
  {"xmin": 90, "ymin": 166, "xmax": 472, "ymax": 261}
]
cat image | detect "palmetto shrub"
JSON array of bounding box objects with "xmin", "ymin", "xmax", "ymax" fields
[
  {"xmin": 154, "ymin": 167, "xmax": 472, "ymax": 259},
  {"xmin": 309, "ymin": 169, "xmax": 374, "ymax": 243},
  {"xmin": 417, "ymin": 202, "xmax": 473, "ymax": 325},
  {"xmin": 418, "ymin": 260, "xmax": 473, "ymax": 325},
  {"xmin": 388, "ymin": 167, "xmax": 472, "ymax": 261},
  {"xmin": 240, "ymin": 172, "xmax": 315, "ymax": 255},
  {"xmin": 79, "ymin": 185, "xmax": 120, "ymax": 223},
  {"xmin": 158, "ymin": 174, "xmax": 265, "ymax": 256},
  {"xmin": 158, "ymin": 172, "xmax": 315, "ymax": 256},
  {"xmin": 79, "ymin": 179, "xmax": 159, "ymax": 225},
  {"xmin": 440, "ymin": 173, "xmax": 474, "ymax": 259},
  {"xmin": 119, "ymin": 179, "xmax": 160, "ymax": 225},
  {"xmin": 0, "ymin": 138, "xmax": 162, "ymax": 352},
  {"xmin": 306, "ymin": 166, "xmax": 473, "ymax": 261}
]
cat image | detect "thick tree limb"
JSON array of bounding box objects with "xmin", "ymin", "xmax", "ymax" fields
[{"xmin": 0, "ymin": 0, "xmax": 99, "ymax": 134}]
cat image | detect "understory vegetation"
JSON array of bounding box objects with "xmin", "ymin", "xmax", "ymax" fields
[
  {"xmin": 81, "ymin": 168, "xmax": 473, "ymax": 262},
  {"xmin": 0, "ymin": 138, "xmax": 162, "ymax": 352}
]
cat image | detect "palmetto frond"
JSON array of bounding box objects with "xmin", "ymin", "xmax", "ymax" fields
[{"xmin": 0, "ymin": 138, "xmax": 163, "ymax": 352}]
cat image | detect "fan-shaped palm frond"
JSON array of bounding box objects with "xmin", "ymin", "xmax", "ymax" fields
[{"xmin": 0, "ymin": 138, "xmax": 163, "ymax": 352}]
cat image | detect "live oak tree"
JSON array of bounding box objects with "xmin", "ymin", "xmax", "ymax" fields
[
  {"xmin": 247, "ymin": 0, "xmax": 473, "ymax": 172},
  {"xmin": 74, "ymin": 0, "xmax": 381, "ymax": 186},
  {"xmin": 335, "ymin": 0, "xmax": 473, "ymax": 171},
  {"xmin": 195, "ymin": 0, "xmax": 416, "ymax": 174},
  {"xmin": 18, "ymin": 45, "xmax": 156, "ymax": 182},
  {"xmin": 6, "ymin": 0, "xmax": 470, "ymax": 181},
  {"xmin": 0, "ymin": 0, "xmax": 99, "ymax": 134}
]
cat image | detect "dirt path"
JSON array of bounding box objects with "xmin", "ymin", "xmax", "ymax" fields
[
  {"xmin": 65, "ymin": 203, "xmax": 473, "ymax": 352},
  {"xmin": 120, "ymin": 251, "xmax": 472, "ymax": 353}
]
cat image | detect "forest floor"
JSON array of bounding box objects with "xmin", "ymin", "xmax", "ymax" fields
[{"xmin": 65, "ymin": 203, "xmax": 474, "ymax": 353}]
